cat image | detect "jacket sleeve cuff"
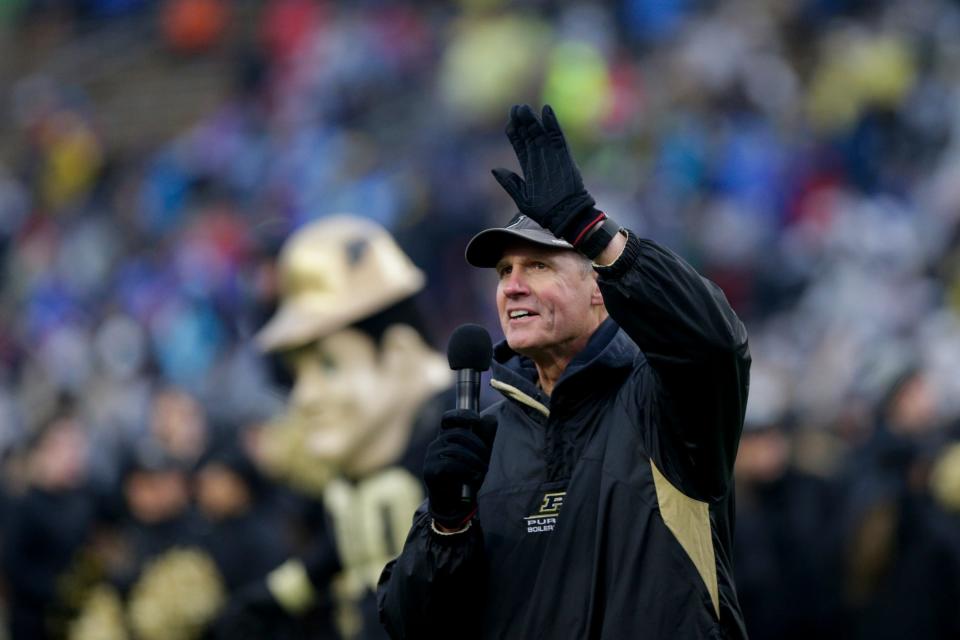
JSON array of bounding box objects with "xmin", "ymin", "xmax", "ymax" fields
[
  {"xmin": 430, "ymin": 518, "xmax": 473, "ymax": 536},
  {"xmin": 594, "ymin": 230, "xmax": 642, "ymax": 280}
]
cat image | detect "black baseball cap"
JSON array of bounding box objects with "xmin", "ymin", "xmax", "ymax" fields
[{"xmin": 465, "ymin": 213, "xmax": 574, "ymax": 268}]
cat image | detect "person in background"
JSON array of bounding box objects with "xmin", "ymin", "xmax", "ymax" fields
[
  {"xmin": 148, "ymin": 386, "xmax": 209, "ymax": 469},
  {"xmin": 836, "ymin": 367, "xmax": 960, "ymax": 639},
  {"xmin": 732, "ymin": 366, "xmax": 843, "ymax": 639},
  {"xmin": 68, "ymin": 441, "xmax": 224, "ymax": 640},
  {"xmin": 378, "ymin": 104, "xmax": 751, "ymax": 638},
  {"xmin": 194, "ymin": 432, "xmax": 290, "ymax": 595},
  {"xmin": 215, "ymin": 214, "xmax": 453, "ymax": 640},
  {"xmin": 2, "ymin": 405, "xmax": 96, "ymax": 640}
]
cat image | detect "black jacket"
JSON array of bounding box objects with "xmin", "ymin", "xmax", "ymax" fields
[
  {"xmin": 378, "ymin": 233, "xmax": 751, "ymax": 639},
  {"xmin": 2, "ymin": 486, "xmax": 96, "ymax": 640}
]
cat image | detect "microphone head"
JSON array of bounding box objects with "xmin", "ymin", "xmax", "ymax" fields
[{"xmin": 447, "ymin": 324, "xmax": 493, "ymax": 371}]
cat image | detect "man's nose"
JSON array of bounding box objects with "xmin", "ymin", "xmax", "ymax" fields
[{"xmin": 501, "ymin": 269, "xmax": 529, "ymax": 296}]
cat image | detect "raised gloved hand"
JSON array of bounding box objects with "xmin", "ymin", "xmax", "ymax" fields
[
  {"xmin": 492, "ymin": 104, "xmax": 605, "ymax": 250},
  {"xmin": 423, "ymin": 409, "xmax": 498, "ymax": 531}
]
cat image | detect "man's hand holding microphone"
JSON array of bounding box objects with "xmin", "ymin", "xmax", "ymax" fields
[{"xmin": 425, "ymin": 324, "xmax": 497, "ymax": 534}]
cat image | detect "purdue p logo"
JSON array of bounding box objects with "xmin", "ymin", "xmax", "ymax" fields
[
  {"xmin": 524, "ymin": 491, "xmax": 566, "ymax": 534},
  {"xmin": 539, "ymin": 492, "xmax": 565, "ymax": 514}
]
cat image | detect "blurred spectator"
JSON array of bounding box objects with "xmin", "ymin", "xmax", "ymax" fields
[
  {"xmin": 835, "ymin": 367, "xmax": 960, "ymax": 639},
  {"xmin": 194, "ymin": 432, "xmax": 290, "ymax": 593},
  {"xmin": 733, "ymin": 366, "xmax": 843, "ymax": 639},
  {"xmin": 68, "ymin": 442, "xmax": 222, "ymax": 640},
  {"xmin": 147, "ymin": 386, "xmax": 208, "ymax": 468},
  {"xmin": 1, "ymin": 405, "xmax": 96, "ymax": 640},
  {"xmin": 160, "ymin": 0, "xmax": 229, "ymax": 55},
  {"xmin": 112, "ymin": 444, "xmax": 200, "ymax": 591}
]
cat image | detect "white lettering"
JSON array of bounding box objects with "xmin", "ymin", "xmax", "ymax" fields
[
  {"xmin": 524, "ymin": 516, "xmax": 557, "ymax": 534},
  {"xmin": 527, "ymin": 523, "xmax": 556, "ymax": 533}
]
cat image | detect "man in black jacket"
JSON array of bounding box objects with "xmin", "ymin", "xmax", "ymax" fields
[{"xmin": 377, "ymin": 104, "xmax": 751, "ymax": 638}]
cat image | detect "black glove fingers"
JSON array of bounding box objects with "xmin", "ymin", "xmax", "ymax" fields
[
  {"xmin": 543, "ymin": 143, "xmax": 568, "ymax": 183},
  {"xmin": 437, "ymin": 451, "xmax": 486, "ymax": 477},
  {"xmin": 541, "ymin": 104, "xmax": 557, "ymax": 130},
  {"xmin": 541, "ymin": 104, "xmax": 569, "ymax": 150},
  {"xmin": 428, "ymin": 432, "xmax": 482, "ymax": 457},
  {"xmin": 424, "ymin": 453, "xmax": 484, "ymax": 487},
  {"xmin": 441, "ymin": 408, "xmax": 491, "ymax": 429},
  {"xmin": 444, "ymin": 429, "xmax": 490, "ymax": 459},
  {"xmin": 538, "ymin": 127, "xmax": 575, "ymax": 187},
  {"xmin": 557, "ymin": 158, "xmax": 581, "ymax": 194},
  {"xmin": 531, "ymin": 144, "xmax": 557, "ymax": 201},
  {"xmin": 441, "ymin": 408, "xmax": 479, "ymax": 429},
  {"xmin": 508, "ymin": 104, "xmax": 535, "ymax": 142},
  {"xmin": 494, "ymin": 104, "xmax": 600, "ymax": 258},
  {"xmin": 439, "ymin": 409, "xmax": 499, "ymax": 447},
  {"xmin": 441, "ymin": 427, "xmax": 487, "ymax": 451},
  {"xmin": 475, "ymin": 414, "xmax": 498, "ymax": 448},
  {"xmin": 515, "ymin": 103, "xmax": 538, "ymax": 126},
  {"xmin": 491, "ymin": 168, "xmax": 526, "ymax": 205},
  {"xmin": 522, "ymin": 116, "xmax": 548, "ymax": 149},
  {"xmin": 432, "ymin": 424, "xmax": 490, "ymax": 463},
  {"xmin": 515, "ymin": 104, "xmax": 546, "ymax": 146},
  {"xmin": 541, "ymin": 104, "xmax": 556, "ymax": 125},
  {"xmin": 505, "ymin": 125, "xmax": 528, "ymax": 171}
]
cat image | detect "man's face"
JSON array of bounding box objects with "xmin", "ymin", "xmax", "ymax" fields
[
  {"xmin": 125, "ymin": 469, "xmax": 189, "ymax": 524},
  {"xmin": 196, "ymin": 463, "xmax": 251, "ymax": 521},
  {"xmin": 495, "ymin": 243, "xmax": 604, "ymax": 357},
  {"xmin": 150, "ymin": 390, "xmax": 207, "ymax": 463},
  {"xmin": 31, "ymin": 418, "xmax": 89, "ymax": 491}
]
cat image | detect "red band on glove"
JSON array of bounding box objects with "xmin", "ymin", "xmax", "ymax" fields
[{"xmin": 572, "ymin": 211, "xmax": 607, "ymax": 246}]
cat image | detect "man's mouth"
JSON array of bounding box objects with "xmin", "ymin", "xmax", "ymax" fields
[{"xmin": 508, "ymin": 310, "xmax": 538, "ymax": 320}]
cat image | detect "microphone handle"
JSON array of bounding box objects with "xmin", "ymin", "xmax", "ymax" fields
[
  {"xmin": 456, "ymin": 369, "xmax": 481, "ymax": 413},
  {"xmin": 455, "ymin": 369, "xmax": 481, "ymax": 501}
]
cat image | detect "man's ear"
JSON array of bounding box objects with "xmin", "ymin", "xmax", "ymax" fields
[{"xmin": 590, "ymin": 278, "xmax": 605, "ymax": 307}]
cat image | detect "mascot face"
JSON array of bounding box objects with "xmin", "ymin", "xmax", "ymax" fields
[
  {"xmin": 254, "ymin": 215, "xmax": 450, "ymax": 481},
  {"xmin": 270, "ymin": 322, "xmax": 452, "ymax": 478},
  {"xmin": 284, "ymin": 327, "xmax": 394, "ymax": 459}
]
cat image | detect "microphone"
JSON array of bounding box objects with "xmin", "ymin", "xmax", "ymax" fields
[{"xmin": 446, "ymin": 323, "xmax": 493, "ymax": 500}]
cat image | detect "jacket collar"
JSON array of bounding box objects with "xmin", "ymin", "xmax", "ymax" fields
[{"xmin": 489, "ymin": 318, "xmax": 638, "ymax": 412}]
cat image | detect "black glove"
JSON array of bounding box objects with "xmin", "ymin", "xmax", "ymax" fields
[
  {"xmin": 423, "ymin": 409, "xmax": 498, "ymax": 530},
  {"xmin": 492, "ymin": 104, "xmax": 603, "ymax": 248}
]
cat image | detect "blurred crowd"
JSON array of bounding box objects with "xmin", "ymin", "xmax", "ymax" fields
[{"xmin": 1, "ymin": 0, "xmax": 960, "ymax": 638}]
